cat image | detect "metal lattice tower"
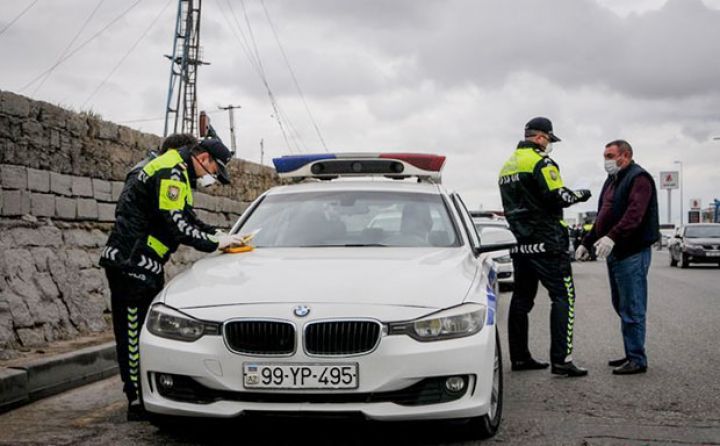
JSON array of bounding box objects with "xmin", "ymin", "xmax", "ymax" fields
[{"xmin": 163, "ymin": 0, "xmax": 208, "ymax": 137}]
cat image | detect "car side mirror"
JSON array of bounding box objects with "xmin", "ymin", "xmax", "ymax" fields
[{"xmin": 474, "ymin": 243, "xmax": 516, "ymax": 255}]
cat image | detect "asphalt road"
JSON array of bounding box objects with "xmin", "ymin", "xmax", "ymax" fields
[{"xmin": 1, "ymin": 250, "xmax": 719, "ymax": 446}]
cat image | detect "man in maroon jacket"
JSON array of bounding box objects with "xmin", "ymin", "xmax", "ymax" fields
[{"xmin": 576, "ymin": 140, "xmax": 659, "ymax": 375}]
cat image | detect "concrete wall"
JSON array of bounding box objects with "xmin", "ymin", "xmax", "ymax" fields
[{"xmin": 0, "ymin": 90, "xmax": 280, "ymax": 358}]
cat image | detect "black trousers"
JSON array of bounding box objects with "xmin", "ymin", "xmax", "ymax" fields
[
  {"xmin": 105, "ymin": 268, "xmax": 164, "ymax": 403},
  {"xmin": 508, "ymin": 253, "xmax": 577, "ymax": 365}
]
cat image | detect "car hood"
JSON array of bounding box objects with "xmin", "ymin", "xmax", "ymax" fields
[{"xmin": 162, "ymin": 247, "xmax": 478, "ymax": 311}]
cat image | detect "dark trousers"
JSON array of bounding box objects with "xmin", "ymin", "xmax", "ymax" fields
[
  {"xmin": 105, "ymin": 268, "xmax": 163, "ymax": 403},
  {"xmin": 607, "ymin": 248, "xmax": 651, "ymax": 367},
  {"xmin": 508, "ymin": 253, "xmax": 576, "ymax": 364}
]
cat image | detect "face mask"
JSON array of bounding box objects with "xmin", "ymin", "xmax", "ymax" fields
[
  {"xmin": 604, "ymin": 159, "xmax": 621, "ymax": 175},
  {"xmin": 198, "ymin": 174, "xmax": 217, "ymax": 187},
  {"xmin": 544, "ymin": 143, "xmax": 554, "ymax": 155}
]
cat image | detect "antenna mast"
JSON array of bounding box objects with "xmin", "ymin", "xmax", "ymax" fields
[{"xmin": 163, "ymin": 0, "xmax": 208, "ymax": 136}]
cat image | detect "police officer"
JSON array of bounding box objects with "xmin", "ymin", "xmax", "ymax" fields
[
  {"xmin": 498, "ymin": 117, "xmax": 592, "ymax": 377},
  {"xmin": 100, "ymin": 137, "xmax": 245, "ymax": 419}
]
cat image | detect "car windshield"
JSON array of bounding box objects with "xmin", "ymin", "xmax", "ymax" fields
[
  {"xmin": 685, "ymin": 226, "xmax": 720, "ymax": 238},
  {"xmin": 237, "ymin": 190, "xmax": 460, "ymax": 247}
]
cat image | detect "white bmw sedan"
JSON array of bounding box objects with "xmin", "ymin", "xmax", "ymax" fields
[{"xmin": 140, "ymin": 154, "xmax": 512, "ymax": 439}]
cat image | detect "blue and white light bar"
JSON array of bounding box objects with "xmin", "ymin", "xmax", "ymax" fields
[{"xmin": 272, "ymin": 153, "xmax": 446, "ymax": 182}]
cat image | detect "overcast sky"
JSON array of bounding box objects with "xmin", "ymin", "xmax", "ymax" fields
[{"xmin": 2, "ymin": 0, "xmax": 720, "ymax": 224}]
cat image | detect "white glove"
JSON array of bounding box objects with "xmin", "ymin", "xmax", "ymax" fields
[
  {"xmin": 217, "ymin": 233, "xmax": 246, "ymax": 250},
  {"xmin": 575, "ymin": 245, "xmax": 590, "ymax": 261},
  {"xmin": 594, "ymin": 236, "xmax": 615, "ymax": 258}
]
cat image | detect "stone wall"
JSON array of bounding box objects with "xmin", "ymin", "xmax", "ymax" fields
[{"xmin": 0, "ymin": 90, "xmax": 280, "ymax": 358}]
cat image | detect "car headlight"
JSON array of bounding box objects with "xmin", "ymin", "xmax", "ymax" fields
[
  {"xmin": 388, "ymin": 303, "xmax": 487, "ymax": 342},
  {"xmin": 146, "ymin": 303, "xmax": 220, "ymax": 342},
  {"xmin": 494, "ymin": 255, "xmax": 512, "ymax": 264}
]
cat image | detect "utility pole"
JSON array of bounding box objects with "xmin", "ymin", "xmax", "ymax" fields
[
  {"xmin": 260, "ymin": 138, "xmax": 265, "ymax": 165},
  {"xmin": 218, "ymin": 104, "xmax": 241, "ymax": 155}
]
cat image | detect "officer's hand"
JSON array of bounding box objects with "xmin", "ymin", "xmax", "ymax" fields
[
  {"xmin": 575, "ymin": 245, "xmax": 590, "ymax": 261},
  {"xmin": 594, "ymin": 236, "xmax": 615, "ymax": 258},
  {"xmin": 574, "ymin": 189, "xmax": 592, "ymax": 202},
  {"xmin": 217, "ymin": 234, "xmax": 246, "ymax": 250}
]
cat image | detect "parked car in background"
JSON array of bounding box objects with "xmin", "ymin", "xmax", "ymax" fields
[
  {"xmin": 656, "ymin": 223, "xmax": 676, "ymax": 250},
  {"xmin": 669, "ymin": 223, "xmax": 720, "ymax": 268},
  {"xmin": 472, "ymin": 216, "xmax": 515, "ymax": 291}
]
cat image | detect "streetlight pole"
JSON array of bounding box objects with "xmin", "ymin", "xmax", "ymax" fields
[{"xmin": 674, "ymin": 160, "xmax": 683, "ymax": 225}]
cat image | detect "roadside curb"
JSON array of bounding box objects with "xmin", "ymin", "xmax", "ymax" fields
[{"xmin": 0, "ymin": 342, "xmax": 118, "ymax": 413}]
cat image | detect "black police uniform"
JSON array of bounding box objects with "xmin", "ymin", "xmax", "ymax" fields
[
  {"xmin": 100, "ymin": 147, "xmax": 220, "ymax": 403},
  {"xmin": 498, "ymin": 141, "xmax": 590, "ymax": 365}
]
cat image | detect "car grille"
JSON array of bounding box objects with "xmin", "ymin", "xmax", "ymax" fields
[
  {"xmin": 304, "ymin": 320, "xmax": 381, "ymax": 355},
  {"xmin": 224, "ymin": 320, "xmax": 295, "ymax": 355}
]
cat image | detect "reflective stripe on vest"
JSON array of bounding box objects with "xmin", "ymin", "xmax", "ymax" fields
[{"xmin": 147, "ymin": 235, "xmax": 169, "ymax": 257}]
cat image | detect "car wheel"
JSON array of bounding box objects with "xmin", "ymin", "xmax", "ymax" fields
[
  {"xmin": 459, "ymin": 329, "xmax": 503, "ymax": 440},
  {"xmin": 680, "ymin": 253, "xmax": 689, "ymax": 269}
]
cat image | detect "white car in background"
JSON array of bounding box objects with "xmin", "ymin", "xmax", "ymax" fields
[
  {"xmin": 139, "ymin": 153, "xmax": 514, "ymax": 440},
  {"xmin": 472, "ymin": 218, "xmax": 515, "ymax": 291}
]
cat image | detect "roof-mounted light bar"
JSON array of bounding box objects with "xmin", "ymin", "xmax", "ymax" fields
[{"xmin": 272, "ymin": 153, "xmax": 446, "ymax": 182}]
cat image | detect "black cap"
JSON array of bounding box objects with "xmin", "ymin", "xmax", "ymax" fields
[
  {"xmin": 525, "ymin": 117, "xmax": 561, "ymax": 142},
  {"xmin": 198, "ymin": 138, "xmax": 232, "ymax": 185}
]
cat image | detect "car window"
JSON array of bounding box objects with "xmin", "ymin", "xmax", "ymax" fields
[
  {"xmin": 237, "ymin": 191, "xmax": 460, "ymax": 247},
  {"xmin": 480, "ymin": 227, "xmax": 516, "ymax": 245},
  {"xmin": 684, "ymin": 226, "xmax": 720, "ymax": 238}
]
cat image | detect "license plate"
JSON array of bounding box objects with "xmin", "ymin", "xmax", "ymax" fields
[
  {"xmin": 707, "ymin": 252, "xmax": 720, "ymax": 257},
  {"xmin": 243, "ymin": 363, "xmax": 359, "ymax": 389}
]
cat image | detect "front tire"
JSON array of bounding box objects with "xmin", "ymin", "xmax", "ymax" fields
[
  {"xmin": 459, "ymin": 329, "xmax": 503, "ymax": 440},
  {"xmin": 680, "ymin": 253, "xmax": 690, "ymax": 268}
]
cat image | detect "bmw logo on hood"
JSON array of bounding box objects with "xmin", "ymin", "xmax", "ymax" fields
[{"xmin": 293, "ymin": 305, "xmax": 311, "ymax": 318}]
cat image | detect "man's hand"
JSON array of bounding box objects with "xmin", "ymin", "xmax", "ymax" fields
[
  {"xmin": 217, "ymin": 234, "xmax": 247, "ymax": 250},
  {"xmin": 574, "ymin": 189, "xmax": 592, "ymax": 202},
  {"xmin": 594, "ymin": 236, "xmax": 615, "ymax": 258},
  {"xmin": 575, "ymin": 245, "xmax": 590, "ymax": 261}
]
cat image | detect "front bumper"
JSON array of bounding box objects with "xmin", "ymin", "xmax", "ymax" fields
[
  {"xmin": 140, "ymin": 322, "xmax": 496, "ymax": 421},
  {"xmin": 684, "ymin": 248, "xmax": 720, "ymax": 263}
]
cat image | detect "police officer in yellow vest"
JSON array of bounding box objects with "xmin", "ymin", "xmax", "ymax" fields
[
  {"xmin": 498, "ymin": 117, "xmax": 592, "ymax": 377},
  {"xmin": 100, "ymin": 137, "xmax": 245, "ymax": 419}
]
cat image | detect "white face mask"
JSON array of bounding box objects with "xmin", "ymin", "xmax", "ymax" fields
[
  {"xmin": 198, "ymin": 174, "xmax": 217, "ymax": 187},
  {"xmin": 544, "ymin": 143, "xmax": 554, "ymax": 155},
  {"xmin": 604, "ymin": 159, "xmax": 621, "ymax": 175}
]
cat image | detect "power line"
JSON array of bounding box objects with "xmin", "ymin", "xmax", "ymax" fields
[
  {"xmin": 0, "ymin": 0, "xmax": 40, "ymax": 37},
  {"xmin": 81, "ymin": 0, "xmax": 173, "ymax": 108},
  {"xmin": 18, "ymin": 0, "xmax": 143, "ymax": 93},
  {"xmin": 238, "ymin": 0, "xmax": 306, "ymax": 152},
  {"xmin": 31, "ymin": 0, "xmax": 107, "ymax": 97},
  {"xmin": 216, "ymin": 0, "xmax": 299, "ymax": 153},
  {"xmin": 260, "ymin": 0, "xmax": 328, "ymax": 152}
]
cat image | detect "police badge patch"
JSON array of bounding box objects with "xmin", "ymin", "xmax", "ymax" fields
[
  {"xmin": 550, "ymin": 170, "xmax": 558, "ymax": 181},
  {"xmin": 167, "ymin": 185, "xmax": 180, "ymax": 201}
]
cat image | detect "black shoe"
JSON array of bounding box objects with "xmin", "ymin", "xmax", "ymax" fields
[
  {"xmin": 127, "ymin": 401, "xmax": 146, "ymax": 422},
  {"xmin": 511, "ymin": 358, "xmax": 550, "ymax": 371},
  {"xmin": 608, "ymin": 357, "xmax": 628, "ymax": 367},
  {"xmin": 551, "ymin": 361, "xmax": 588, "ymax": 377},
  {"xmin": 612, "ymin": 360, "xmax": 647, "ymax": 375}
]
